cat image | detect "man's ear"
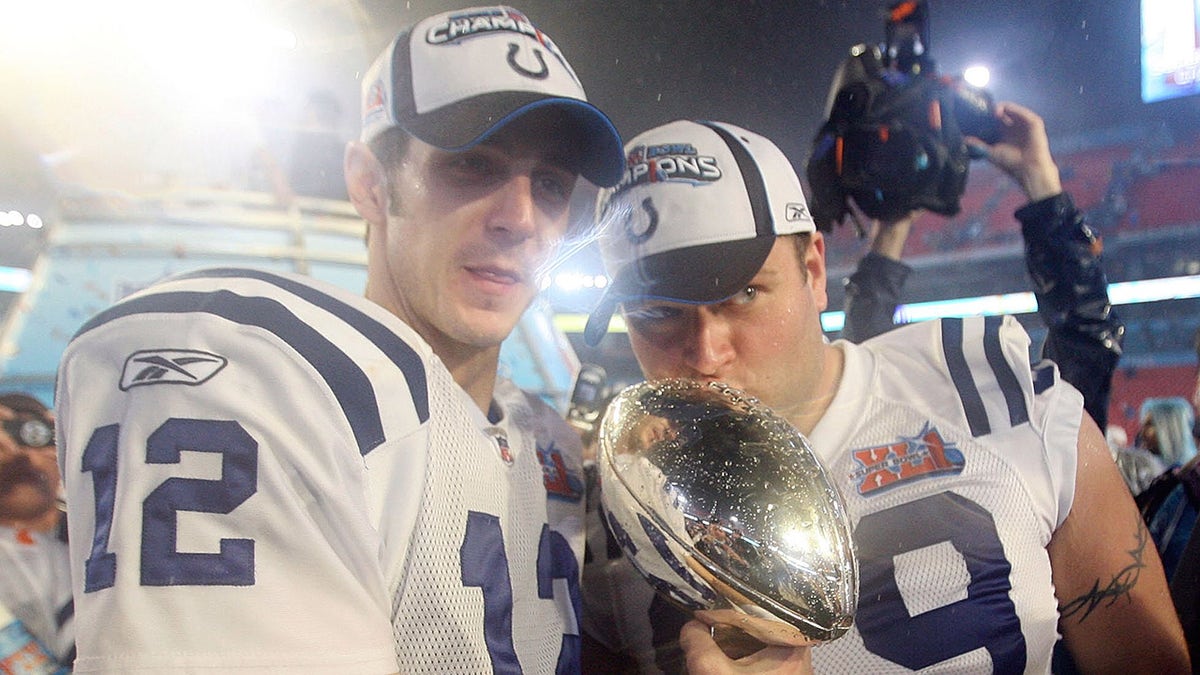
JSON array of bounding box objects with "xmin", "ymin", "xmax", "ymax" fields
[
  {"xmin": 806, "ymin": 231, "xmax": 830, "ymax": 312},
  {"xmin": 344, "ymin": 141, "xmax": 389, "ymax": 227}
]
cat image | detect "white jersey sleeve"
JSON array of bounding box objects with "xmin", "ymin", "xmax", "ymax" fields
[{"xmin": 56, "ymin": 268, "xmax": 431, "ymax": 674}]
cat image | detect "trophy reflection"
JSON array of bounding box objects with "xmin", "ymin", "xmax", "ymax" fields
[{"xmin": 598, "ymin": 379, "xmax": 858, "ymax": 651}]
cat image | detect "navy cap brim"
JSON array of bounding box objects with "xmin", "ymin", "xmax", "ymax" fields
[
  {"xmin": 583, "ymin": 236, "xmax": 776, "ymax": 346},
  {"xmin": 404, "ymin": 94, "xmax": 626, "ymax": 188}
]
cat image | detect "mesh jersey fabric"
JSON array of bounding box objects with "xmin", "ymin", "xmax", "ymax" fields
[
  {"xmin": 56, "ymin": 268, "xmax": 585, "ymax": 673},
  {"xmin": 389, "ymin": 370, "xmax": 586, "ymax": 673}
]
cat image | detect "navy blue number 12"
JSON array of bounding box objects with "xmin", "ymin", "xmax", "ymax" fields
[
  {"xmin": 80, "ymin": 418, "xmax": 258, "ymax": 592},
  {"xmin": 460, "ymin": 511, "xmax": 581, "ymax": 674}
]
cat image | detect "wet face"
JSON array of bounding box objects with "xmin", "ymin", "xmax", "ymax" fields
[
  {"xmin": 367, "ymin": 108, "xmax": 581, "ymax": 353},
  {"xmin": 622, "ymin": 235, "xmax": 834, "ymax": 427},
  {"xmin": 0, "ymin": 414, "xmax": 59, "ymax": 523}
]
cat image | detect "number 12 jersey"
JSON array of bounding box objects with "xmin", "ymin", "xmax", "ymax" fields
[{"xmin": 56, "ymin": 268, "xmax": 585, "ymax": 674}]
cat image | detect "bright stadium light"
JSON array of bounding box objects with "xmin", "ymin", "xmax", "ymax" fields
[
  {"xmin": 818, "ymin": 273, "xmax": 1200, "ymax": 333},
  {"xmin": 0, "ymin": 266, "xmax": 33, "ymax": 294},
  {"xmin": 550, "ymin": 272, "xmax": 610, "ymax": 292},
  {"xmin": 7, "ymin": 0, "xmax": 296, "ymax": 109},
  {"xmin": 558, "ymin": 273, "xmax": 1200, "ymax": 336}
]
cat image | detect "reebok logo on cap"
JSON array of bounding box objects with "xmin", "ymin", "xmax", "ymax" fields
[{"xmin": 786, "ymin": 203, "xmax": 811, "ymax": 221}]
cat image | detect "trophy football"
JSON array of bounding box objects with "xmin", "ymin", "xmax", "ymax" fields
[{"xmin": 598, "ymin": 379, "xmax": 857, "ymax": 650}]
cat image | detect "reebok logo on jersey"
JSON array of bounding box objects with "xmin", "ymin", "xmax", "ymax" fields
[
  {"xmin": 849, "ymin": 423, "xmax": 965, "ymax": 495},
  {"xmin": 119, "ymin": 349, "xmax": 228, "ymax": 391},
  {"xmin": 538, "ymin": 441, "xmax": 583, "ymax": 502}
]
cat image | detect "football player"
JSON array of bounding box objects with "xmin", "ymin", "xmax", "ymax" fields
[
  {"xmin": 583, "ymin": 120, "xmax": 1189, "ymax": 673},
  {"xmin": 56, "ymin": 6, "xmax": 623, "ymax": 673}
]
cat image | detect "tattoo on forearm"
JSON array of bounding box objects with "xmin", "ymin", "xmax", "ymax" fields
[{"xmin": 1058, "ymin": 516, "xmax": 1148, "ymax": 622}]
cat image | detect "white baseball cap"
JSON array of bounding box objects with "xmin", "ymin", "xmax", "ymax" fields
[
  {"xmin": 359, "ymin": 5, "xmax": 624, "ymax": 187},
  {"xmin": 584, "ymin": 120, "xmax": 816, "ymax": 346}
]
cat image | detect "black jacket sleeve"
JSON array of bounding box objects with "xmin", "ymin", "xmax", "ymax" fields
[
  {"xmin": 841, "ymin": 251, "xmax": 912, "ymax": 344},
  {"xmin": 1016, "ymin": 192, "xmax": 1124, "ymax": 429}
]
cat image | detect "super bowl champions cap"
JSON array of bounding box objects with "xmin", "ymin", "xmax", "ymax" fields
[
  {"xmin": 360, "ymin": 5, "xmax": 624, "ymax": 187},
  {"xmin": 584, "ymin": 120, "xmax": 816, "ymax": 346}
]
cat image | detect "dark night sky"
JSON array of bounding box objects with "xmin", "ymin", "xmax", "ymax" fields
[
  {"xmin": 5, "ymin": 0, "xmax": 1198, "ymax": 200},
  {"xmin": 359, "ymin": 0, "xmax": 1200, "ymax": 168}
]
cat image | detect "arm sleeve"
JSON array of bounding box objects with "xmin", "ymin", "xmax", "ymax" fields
[
  {"xmin": 1016, "ymin": 192, "xmax": 1124, "ymax": 429},
  {"xmin": 56, "ymin": 280, "xmax": 412, "ymax": 674},
  {"xmin": 841, "ymin": 251, "xmax": 913, "ymax": 343}
]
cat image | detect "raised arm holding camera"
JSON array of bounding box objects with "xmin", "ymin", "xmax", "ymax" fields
[
  {"xmin": 806, "ymin": 0, "xmax": 1122, "ymax": 431},
  {"xmin": 839, "ymin": 101, "xmax": 1125, "ymax": 430}
]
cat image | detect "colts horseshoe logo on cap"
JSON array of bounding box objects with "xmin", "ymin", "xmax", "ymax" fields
[
  {"xmin": 625, "ymin": 197, "xmax": 658, "ymax": 245},
  {"xmin": 507, "ymin": 44, "xmax": 549, "ymax": 79}
]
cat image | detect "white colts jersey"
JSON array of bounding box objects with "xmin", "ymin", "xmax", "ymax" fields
[
  {"xmin": 809, "ymin": 316, "xmax": 1080, "ymax": 674},
  {"xmin": 56, "ymin": 268, "xmax": 585, "ymax": 674}
]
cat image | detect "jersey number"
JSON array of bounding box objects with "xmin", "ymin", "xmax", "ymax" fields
[
  {"xmin": 853, "ymin": 491, "xmax": 1026, "ymax": 671},
  {"xmin": 80, "ymin": 419, "xmax": 258, "ymax": 592},
  {"xmin": 461, "ymin": 511, "xmax": 581, "ymax": 674}
]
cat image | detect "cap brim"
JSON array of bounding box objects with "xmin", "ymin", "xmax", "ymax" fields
[
  {"xmin": 583, "ymin": 236, "xmax": 775, "ymax": 346},
  {"xmin": 405, "ymin": 93, "xmax": 625, "ymax": 188}
]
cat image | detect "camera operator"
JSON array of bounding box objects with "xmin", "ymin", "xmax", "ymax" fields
[{"xmin": 840, "ymin": 101, "xmax": 1124, "ymax": 431}]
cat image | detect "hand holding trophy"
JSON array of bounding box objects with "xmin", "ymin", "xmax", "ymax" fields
[{"xmin": 598, "ymin": 379, "xmax": 858, "ymax": 658}]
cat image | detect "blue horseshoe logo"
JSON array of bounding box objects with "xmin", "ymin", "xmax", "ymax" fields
[{"xmin": 507, "ymin": 43, "xmax": 549, "ymax": 79}]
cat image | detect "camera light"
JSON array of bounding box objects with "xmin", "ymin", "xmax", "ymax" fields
[{"xmin": 963, "ymin": 65, "xmax": 991, "ymax": 88}]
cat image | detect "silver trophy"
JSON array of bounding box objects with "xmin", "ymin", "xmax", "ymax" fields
[{"xmin": 598, "ymin": 379, "xmax": 857, "ymax": 648}]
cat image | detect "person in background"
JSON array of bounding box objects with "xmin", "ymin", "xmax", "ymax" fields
[
  {"xmin": 583, "ymin": 118, "xmax": 1188, "ymax": 673},
  {"xmin": 284, "ymin": 89, "xmax": 350, "ymax": 202},
  {"xmin": 1136, "ymin": 338, "xmax": 1200, "ymax": 662},
  {"xmin": 251, "ymin": 89, "xmax": 351, "ymax": 206},
  {"xmin": 0, "ymin": 392, "xmax": 74, "ymax": 668},
  {"xmin": 1137, "ymin": 397, "xmax": 1198, "ymax": 470},
  {"xmin": 1136, "ymin": 397, "xmax": 1200, "ymax": 579},
  {"xmin": 841, "ymin": 102, "xmax": 1123, "ymax": 431},
  {"xmin": 1107, "ymin": 423, "xmax": 1168, "ymax": 496}
]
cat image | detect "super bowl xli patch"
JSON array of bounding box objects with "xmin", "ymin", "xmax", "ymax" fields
[{"xmin": 849, "ymin": 422, "xmax": 965, "ymax": 495}]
